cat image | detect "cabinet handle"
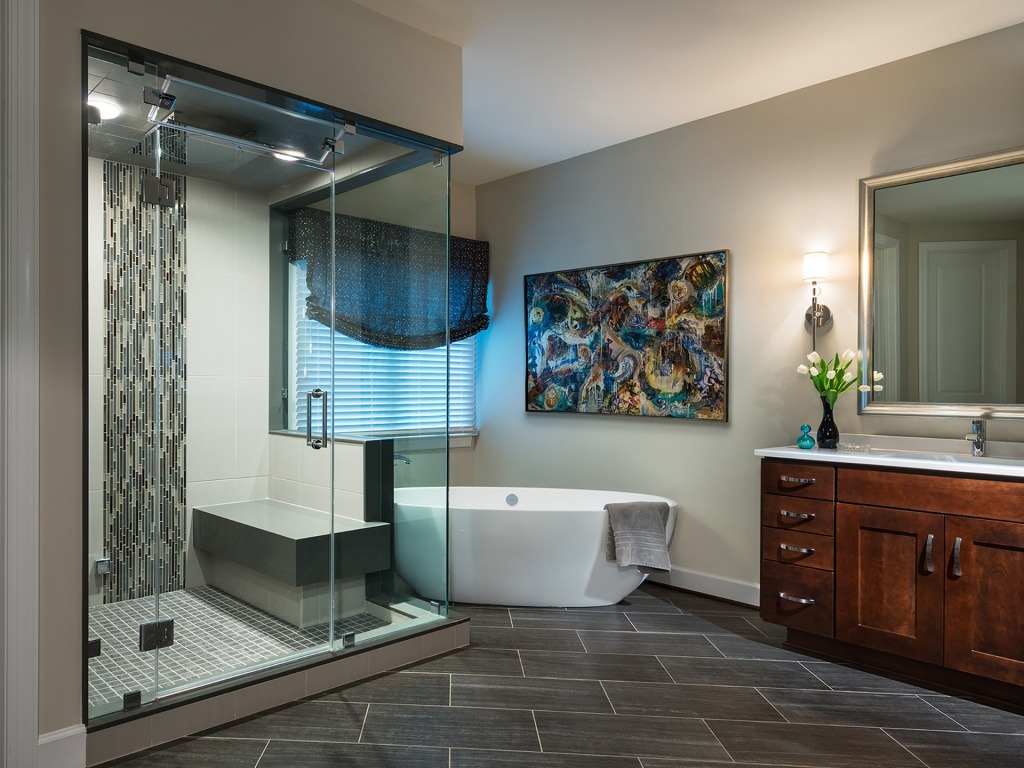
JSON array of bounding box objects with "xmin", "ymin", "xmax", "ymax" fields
[
  {"xmin": 779, "ymin": 543, "xmax": 816, "ymax": 555},
  {"xmin": 779, "ymin": 509, "xmax": 816, "ymax": 521},
  {"xmin": 779, "ymin": 475, "xmax": 816, "ymax": 485},
  {"xmin": 779, "ymin": 592, "xmax": 816, "ymax": 605},
  {"xmin": 924, "ymin": 533, "xmax": 934, "ymax": 574},
  {"xmin": 952, "ymin": 537, "xmax": 962, "ymax": 578}
]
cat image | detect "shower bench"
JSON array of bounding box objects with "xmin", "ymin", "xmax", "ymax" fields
[{"xmin": 192, "ymin": 499, "xmax": 390, "ymax": 628}]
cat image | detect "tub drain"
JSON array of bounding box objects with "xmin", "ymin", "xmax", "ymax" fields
[{"xmin": 506, "ymin": 493, "xmax": 519, "ymax": 506}]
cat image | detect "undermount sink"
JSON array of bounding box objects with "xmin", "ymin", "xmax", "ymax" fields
[{"xmin": 864, "ymin": 449, "xmax": 1024, "ymax": 467}]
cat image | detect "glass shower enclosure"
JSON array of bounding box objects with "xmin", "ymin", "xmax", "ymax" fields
[{"xmin": 85, "ymin": 39, "xmax": 452, "ymax": 723}]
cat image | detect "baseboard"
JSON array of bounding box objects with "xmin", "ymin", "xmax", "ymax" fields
[
  {"xmin": 38, "ymin": 724, "xmax": 87, "ymax": 768},
  {"xmin": 647, "ymin": 565, "xmax": 759, "ymax": 607}
]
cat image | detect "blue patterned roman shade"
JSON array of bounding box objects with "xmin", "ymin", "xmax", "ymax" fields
[{"xmin": 289, "ymin": 208, "xmax": 489, "ymax": 350}]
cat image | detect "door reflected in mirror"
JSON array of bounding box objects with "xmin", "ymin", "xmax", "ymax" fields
[{"xmin": 859, "ymin": 148, "xmax": 1024, "ymax": 417}]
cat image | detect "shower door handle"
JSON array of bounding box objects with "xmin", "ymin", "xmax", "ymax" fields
[{"xmin": 306, "ymin": 388, "xmax": 327, "ymax": 450}]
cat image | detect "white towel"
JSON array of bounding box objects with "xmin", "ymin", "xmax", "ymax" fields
[{"xmin": 605, "ymin": 501, "xmax": 671, "ymax": 572}]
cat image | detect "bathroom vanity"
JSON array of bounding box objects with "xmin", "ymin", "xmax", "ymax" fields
[{"xmin": 756, "ymin": 443, "xmax": 1024, "ymax": 706}]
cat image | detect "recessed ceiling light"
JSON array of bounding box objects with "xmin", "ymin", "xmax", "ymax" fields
[
  {"xmin": 272, "ymin": 149, "xmax": 305, "ymax": 162},
  {"xmin": 87, "ymin": 97, "xmax": 121, "ymax": 121}
]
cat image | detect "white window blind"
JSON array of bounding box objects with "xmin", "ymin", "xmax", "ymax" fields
[{"xmin": 288, "ymin": 260, "xmax": 477, "ymax": 436}]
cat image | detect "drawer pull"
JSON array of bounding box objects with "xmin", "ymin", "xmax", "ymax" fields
[
  {"xmin": 779, "ymin": 509, "xmax": 816, "ymax": 521},
  {"xmin": 779, "ymin": 475, "xmax": 817, "ymax": 486},
  {"xmin": 924, "ymin": 533, "xmax": 934, "ymax": 574},
  {"xmin": 779, "ymin": 543, "xmax": 815, "ymax": 555},
  {"xmin": 952, "ymin": 536, "xmax": 963, "ymax": 578},
  {"xmin": 779, "ymin": 592, "xmax": 816, "ymax": 605}
]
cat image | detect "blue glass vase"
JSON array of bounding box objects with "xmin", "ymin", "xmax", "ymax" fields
[
  {"xmin": 796, "ymin": 424, "xmax": 815, "ymax": 449},
  {"xmin": 817, "ymin": 396, "xmax": 839, "ymax": 449}
]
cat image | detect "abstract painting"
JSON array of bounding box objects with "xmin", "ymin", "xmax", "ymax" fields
[{"xmin": 525, "ymin": 250, "xmax": 728, "ymax": 420}]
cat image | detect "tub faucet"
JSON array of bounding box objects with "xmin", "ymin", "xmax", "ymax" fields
[
  {"xmin": 965, "ymin": 419, "xmax": 986, "ymax": 457},
  {"xmin": 393, "ymin": 453, "xmax": 412, "ymax": 465}
]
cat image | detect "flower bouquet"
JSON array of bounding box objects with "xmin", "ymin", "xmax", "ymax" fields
[{"xmin": 796, "ymin": 350, "xmax": 883, "ymax": 448}]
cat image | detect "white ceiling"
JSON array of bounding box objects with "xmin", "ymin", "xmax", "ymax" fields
[{"xmin": 352, "ymin": 0, "xmax": 1024, "ymax": 187}]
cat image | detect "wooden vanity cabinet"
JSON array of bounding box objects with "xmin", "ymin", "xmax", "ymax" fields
[{"xmin": 762, "ymin": 457, "xmax": 1024, "ymax": 702}]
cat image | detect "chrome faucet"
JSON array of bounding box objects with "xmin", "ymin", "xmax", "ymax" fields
[
  {"xmin": 393, "ymin": 453, "xmax": 412, "ymax": 465},
  {"xmin": 965, "ymin": 419, "xmax": 986, "ymax": 457}
]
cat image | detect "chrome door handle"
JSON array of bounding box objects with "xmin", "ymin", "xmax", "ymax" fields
[
  {"xmin": 779, "ymin": 544, "xmax": 815, "ymax": 555},
  {"xmin": 779, "ymin": 475, "xmax": 816, "ymax": 485},
  {"xmin": 952, "ymin": 536, "xmax": 962, "ymax": 578},
  {"xmin": 924, "ymin": 533, "xmax": 934, "ymax": 574},
  {"xmin": 306, "ymin": 388, "xmax": 327, "ymax": 450},
  {"xmin": 779, "ymin": 509, "xmax": 816, "ymax": 521},
  {"xmin": 779, "ymin": 592, "xmax": 815, "ymax": 605}
]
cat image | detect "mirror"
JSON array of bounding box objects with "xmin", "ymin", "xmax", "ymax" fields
[{"xmin": 858, "ymin": 146, "xmax": 1024, "ymax": 418}]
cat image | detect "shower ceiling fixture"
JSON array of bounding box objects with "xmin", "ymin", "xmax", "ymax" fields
[{"xmin": 145, "ymin": 75, "xmax": 346, "ymax": 168}]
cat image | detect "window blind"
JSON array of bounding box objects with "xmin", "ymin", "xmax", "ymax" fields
[{"xmin": 288, "ymin": 260, "xmax": 477, "ymax": 436}]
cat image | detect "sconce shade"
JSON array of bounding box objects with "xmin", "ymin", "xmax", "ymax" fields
[{"xmin": 803, "ymin": 251, "xmax": 829, "ymax": 283}]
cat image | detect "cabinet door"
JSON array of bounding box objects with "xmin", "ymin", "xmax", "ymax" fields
[
  {"xmin": 945, "ymin": 517, "xmax": 1024, "ymax": 684},
  {"xmin": 835, "ymin": 504, "xmax": 944, "ymax": 664}
]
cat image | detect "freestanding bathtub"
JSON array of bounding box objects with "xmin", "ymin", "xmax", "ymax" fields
[{"xmin": 393, "ymin": 486, "xmax": 677, "ymax": 607}]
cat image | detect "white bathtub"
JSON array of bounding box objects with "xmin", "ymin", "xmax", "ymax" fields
[{"xmin": 393, "ymin": 486, "xmax": 677, "ymax": 607}]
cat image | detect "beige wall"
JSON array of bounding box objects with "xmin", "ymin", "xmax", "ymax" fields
[
  {"xmin": 39, "ymin": 0, "xmax": 460, "ymax": 734},
  {"xmin": 474, "ymin": 23, "xmax": 1024, "ymax": 602}
]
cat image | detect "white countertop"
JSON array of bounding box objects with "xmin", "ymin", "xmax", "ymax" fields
[{"xmin": 755, "ymin": 434, "xmax": 1024, "ymax": 479}]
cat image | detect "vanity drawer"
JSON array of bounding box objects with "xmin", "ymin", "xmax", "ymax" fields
[
  {"xmin": 761, "ymin": 494, "xmax": 835, "ymax": 535},
  {"xmin": 760, "ymin": 560, "xmax": 834, "ymax": 638},
  {"xmin": 761, "ymin": 459, "xmax": 836, "ymax": 501},
  {"xmin": 761, "ymin": 528, "xmax": 834, "ymax": 571}
]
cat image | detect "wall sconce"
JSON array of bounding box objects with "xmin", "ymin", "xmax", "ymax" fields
[{"xmin": 803, "ymin": 251, "xmax": 833, "ymax": 351}]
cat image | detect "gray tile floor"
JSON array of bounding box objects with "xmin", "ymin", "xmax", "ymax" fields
[{"xmin": 101, "ymin": 584, "xmax": 1024, "ymax": 767}]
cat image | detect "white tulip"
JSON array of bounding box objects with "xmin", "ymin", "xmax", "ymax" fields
[
  {"xmin": 807, "ymin": 351, "xmax": 822, "ymax": 364},
  {"xmin": 841, "ymin": 349, "xmax": 856, "ymax": 364},
  {"xmin": 843, "ymin": 372, "xmax": 855, "ymax": 382},
  {"xmin": 873, "ymin": 371, "xmax": 884, "ymax": 381},
  {"xmin": 810, "ymin": 366, "xmax": 820, "ymax": 376},
  {"xmin": 797, "ymin": 364, "xmax": 809, "ymax": 374},
  {"xmin": 873, "ymin": 384, "xmax": 884, "ymax": 391},
  {"xmin": 858, "ymin": 385, "xmax": 872, "ymax": 392},
  {"xmin": 825, "ymin": 370, "xmax": 836, "ymax": 380}
]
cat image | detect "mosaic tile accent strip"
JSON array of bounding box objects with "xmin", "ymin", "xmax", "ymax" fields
[
  {"xmin": 88, "ymin": 586, "xmax": 389, "ymax": 711},
  {"xmin": 103, "ymin": 159, "xmax": 187, "ymax": 602},
  {"xmin": 130, "ymin": 126, "xmax": 187, "ymax": 165}
]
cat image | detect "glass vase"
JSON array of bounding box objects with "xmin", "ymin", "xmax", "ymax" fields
[{"xmin": 817, "ymin": 396, "xmax": 839, "ymax": 449}]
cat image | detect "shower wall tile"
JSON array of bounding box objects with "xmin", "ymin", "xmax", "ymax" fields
[
  {"xmin": 334, "ymin": 489, "xmax": 365, "ymax": 521},
  {"xmin": 235, "ymin": 188, "xmax": 272, "ymax": 279},
  {"xmin": 234, "ymin": 476, "xmax": 269, "ymax": 501},
  {"xmin": 235, "ymin": 275, "xmax": 270, "ymax": 377},
  {"xmin": 88, "ymin": 373, "xmax": 103, "ymax": 493},
  {"xmin": 188, "ymin": 271, "xmax": 238, "ymax": 377},
  {"xmin": 270, "ymin": 477, "xmax": 303, "ymax": 506},
  {"xmin": 187, "ymin": 479, "xmax": 239, "ymax": 510},
  {"xmin": 334, "ymin": 442, "xmax": 365, "ymax": 494},
  {"xmin": 235, "ymin": 376, "xmax": 270, "ymax": 478},
  {"xmin": 188, "ymin": 179, "xmax": 238, "ymax": 276},
  {"xmin": 186, "ymin": 376, "xmax": 238, "ymax": 483},
  {"xmin": 300, "ymin": 482, "xmax": 332, "ymax": 514},
  {"xmin": 300, "ymin": 445, "xmax": 333, "ymax": 488},
  {"xmin": 269, "ymin": 434, "xmax": 303, "ymax": 481},
  {"xmin": 87, "ymin": 158, "xmax": 104, "ymax": 378}
]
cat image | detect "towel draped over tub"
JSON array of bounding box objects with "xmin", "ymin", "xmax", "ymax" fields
[{"xmin": 604, "ymin": 501, "xmax": 671, "ymax": 572}]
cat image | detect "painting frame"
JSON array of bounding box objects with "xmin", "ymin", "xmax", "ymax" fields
[{"xmin": 524, "ymin": 250, "xmax": 729, "ymax": 421}]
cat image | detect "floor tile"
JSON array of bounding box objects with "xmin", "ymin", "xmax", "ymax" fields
[
  {"xmin": 257, "ymin": 741, "xmax": 448, "ymax": 768},
  {"xmin": 510, "ymin": 609, "xmax": 636, "ymax": 631},
  {"xmin": 535, "ymin": 711, "xmax": 730, "ymax": 760},
  {"xmin": 452, "ymin": 606, "xmax": 512, "ymax": 627},
  {"xmin": 211, "ymin": 700, "xmax": 366, "ymax": 742},
  {"xmin": 626, "ymin": 613, "xmax": 730, "ymax": 634},
  {"xmin": 572, "ymin": 594, "xmax": 682, "ymax": 614},
  {"xmin": 920, "ymin": 695, "xmax": 1024, "ymax": 734},
  {"xmin": 708, "ymin": 634, "xmax": 819, "ymax": 661},
  {"xmin": 453, "ymin": 749, "xmax": 639, "ymax": 767},
  {"xmin": 520, "ymin": 650, "xmax": 673, "ymax": 683},
  {"xmin": 760, "ymin": 688, "xmax": 967, "ymax": 730},
  {"xmin": 700, "ymin": 615, "xmax": 771, "ymax": 638},
  {"xmin": 887, "ymin": 729, "xmax": 1024, "ymax": 768},
  {"xmin": 578, "ymin": 630, "xmax": 724, "ymax": 657},
  {"xmin": 470, "ymin": 626, "xmax": 585, "ymax": 652},
  {"xmin": 102, "ymin": 737, "xmax": 268, "ymax": 767},
  {"xmin": 707, "ymin": 720, "xmax": 926, "ymax": 768},
  {"xmin": 404, "ymin": 647, "xmax": 523, "ymax": 676},
  {"xmin": 452, "ymin": 673, "xmax": 613, "ymax": 713},
  {"xmin": 319, "ymin": 671, "xmax": 450, "ymax": 706},
  {"xmin": 604, "ymin": 680, "xmax": 784, "ymax": 721},
  {"xmin": 658, "ymin": 591, "xmax": 758, "ymax": 616},
  {"xmin": 659, "ymin": 656, "xmax": 829, "ymax": 689},
  {"xmin": 360, "ymin": 703, "xmax": 540, "ymax": 751},
  {"xmin": 641, "ymin": 761, "xmax": 815, "ymax": 768},
  {"xmin": 800, "ymin": 662, "xmax": 930, "ymax": 694}
]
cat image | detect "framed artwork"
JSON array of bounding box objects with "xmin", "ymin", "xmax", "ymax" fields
[{"xmin": 525, "ymin": 250, "xmax": 728, "ymax": 421}]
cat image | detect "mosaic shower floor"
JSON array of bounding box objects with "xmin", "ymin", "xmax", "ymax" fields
[{"xmin": 88, "ymin": 586, "xmax": 389, "ymax": 711}]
